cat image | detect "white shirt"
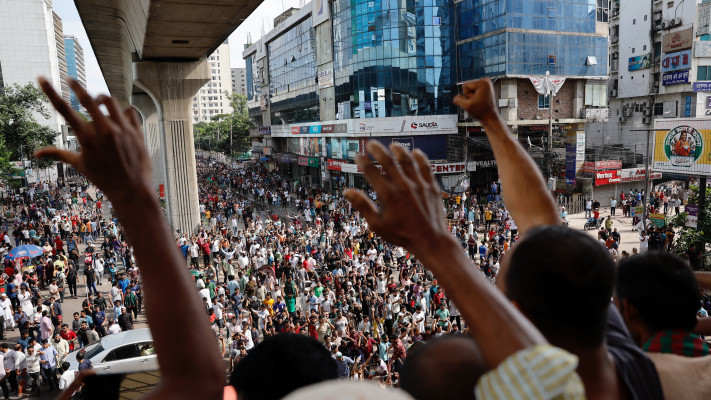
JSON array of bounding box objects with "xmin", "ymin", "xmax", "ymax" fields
[
  {"xmin": 108, "ymin": 324, "xmax": 121, "ymax": 335},
  {"xmin": 413, "ymin": 311, "xmax": 426, "ymax": 331},
  {"xmin": 59, "ymin": 369, "xmax": 75, "ymax": 390}
]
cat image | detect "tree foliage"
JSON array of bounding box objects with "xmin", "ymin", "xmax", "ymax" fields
[
  {"xmin": 193, "ymin": 93, "xmax": 252, "ymax": 156},
  {"xmin": 669, "ymin": 185, "xmax": 711, "ymax": 255},
  {"xmin": 0, "ymin": 83, "xmax": 59, "ymax": 181}
]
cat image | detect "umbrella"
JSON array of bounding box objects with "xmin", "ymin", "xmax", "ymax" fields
[{"xmin": 8, "ymin": 245, "xmax": 44, "ymax": 259}]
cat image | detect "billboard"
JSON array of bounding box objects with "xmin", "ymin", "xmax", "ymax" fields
[
  {"xmin": 653, "ymin": 119, "xmax": 711, "ymax": 176},
  {"xmin": 663, "ymin": 28, "xmax": 693, "ymax": 53},
  {"xmin": 660, "ymin": 50, "xmax": 691, "ymax": 73},
  {"xmin": 594, "ymin": 169, "xmax": 621, "ymax": 185},
  {"xmin": 628, "ymin": 54, "xmax": 651, "ymax": 71}
]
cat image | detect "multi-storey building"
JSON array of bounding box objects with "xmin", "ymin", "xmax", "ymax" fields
[
  {"xmin": 244, "ymin": 0, "xmax": 610, "ymax": 192},
  {"xmin": 64, "ymin": 35, "xmax": 86, "ymax": 114},
  {"xmin": 584, "ymin": 0, "xmax": 711, "ymax": 198},
  {"xmin": 192, "ymin": 40, "xmax": 233, "ymax": 124},
  {"xmin": 0, "ymin": 0, "xmax": 64, "ymax": 135},
  {"xmin": 53, "ymin": 11, "xmax": 69, "ymax": 105},
  {"xmin": 231, "ymin": 67, "xmax": 247, "ymax": 96}
]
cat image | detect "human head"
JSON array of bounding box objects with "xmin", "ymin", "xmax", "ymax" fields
[
  {"xmin": 229, "ymin": 334, "xmax": 337, "ymax": 400},
  {"xmin": 616, "ymin": 252, "xmax": 700, "ymax": 346},
  {"xmin": 499, "ymin": 226, "xmax": 614, "ymax": 348},
  {"xmin": 400, "ymin": 336, "xmax": 487, "ymax": 400}
]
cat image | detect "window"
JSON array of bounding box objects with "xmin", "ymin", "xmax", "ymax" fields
[
  {"xmin": 538, "ymin": 95, "xmax": 550, "ymax": 109},
  {"xmin": 654, "ymin": 102, "xmax": 664, "ymax": 116},
  {"xmin": 633, "ymin": 19, "xmax": 636, "ymax": 25},
  {"xmin": 667, "ymin": 2, "xmax": 674, "ymax": 9},
  {"xmin": 644, "ymin": 15, "xmax": 648, "ymax": 21},
  {"xmin": 597, "ymin": 0, "xmax": 609, "ymax": 22},
  {"xmin": 585, "ymin": 83, "xmax": 609, "ymax": 107},
  {"xmin": 643, "ymin": 45, "xmax": 647, "ymax": 51},
  {"xmin": 102, "ymin": 345, "xmax": 139, "ymax": 362},
  {"xmin": 632, "ymin": 48, "xmax": 635, "ymax": 54},
  {"xmin": 698, "ymin": 66, "xmax": 711, "ymax": 81}
]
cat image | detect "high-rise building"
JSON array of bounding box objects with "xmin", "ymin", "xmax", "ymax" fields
[
  {"xmin": 231, "ymin": 67, "xmax": 247, "ymax": 96},
  {"xmin": 53, "ymin": 11, "xmax": 69, "ymax": 105},
  {"xmin": 243, "ymin": 0, "xmax": 610, "ymax": 192},
  {"xmin": 0, "ymin": 0, "xmax": 64, "ymax": 134},
  {"xmin": 192, "ymin": 40, "xmax": 233, "ymax": 123},
  {"xmin": 64, "ymin": 35, "xmax": 87, "ymax": 113}
]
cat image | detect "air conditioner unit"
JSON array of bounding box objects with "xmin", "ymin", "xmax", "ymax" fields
[
  {"xmin": 642, "ymin": 117, "xmax": 652, "ymax": 124},
  {"xmin": 674, "ymin": 18, "xmax": 682, "ymax": 26},
  {"xmin": 498, "ymin": 98, "xmax": 509, "ymax": 107},
  {"xmin": 624, "ymin": 108, "xmax": 633, "ymax": 117},
  {"xmin": 643, "ymin": 108, "xmax": 651, "ymax": 116}
]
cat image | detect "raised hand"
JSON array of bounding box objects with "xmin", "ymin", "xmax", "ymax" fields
[
  {"xmin": 453, "ymin": 78, "xmax": 500, "ymax": 125},
  {"xmin": 35, "ymin": 78, "xmax": 152, "ymax": 205},
  {"xmin": 343, "ymin": 141, "xmax": 448, "ymax": 261}
]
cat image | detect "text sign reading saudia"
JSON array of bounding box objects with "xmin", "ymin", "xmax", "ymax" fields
[{"xmin": 653, "ymin": 119, "xmax": 711, "ymax": 176}]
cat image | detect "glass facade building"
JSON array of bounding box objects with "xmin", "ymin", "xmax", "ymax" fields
[
  {"xmin": 63, "ymin": 37, "xmax": 86, "ymax": 113},
  {"xmin": 332, "ymin": 0, "xmax": 457, "ymax": 118},
  {"xmin": 457, "ymin": 0, "xmax": 608, "ymax": 81}
]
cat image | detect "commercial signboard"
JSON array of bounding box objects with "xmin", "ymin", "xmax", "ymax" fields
[
  {"xmin": 693, "ymin": 82, "xmax": 711, "ymax": 92},
  {"xmin": 618, "ymin": 168, "xmax": 662, "ymax": 182},
  {"xmin": 258, "ymin": 126, "xmax": 271, "ymax": 135},
  {"xmin": 370, "ymin": 135, "xmax": 448, "ymax": 161},
  {"xmin": 321, "ymin": 124, "xmax": 334, "ymax": 133},
  {"xmin": 318, "ymin": 69, "xmax": 333, "ymax": 89},
  {"xmin": 662, "ymin": 70, "xmax": 689, "ymax": 86},
  {"xmin": 663, "ymin": 28, "xmax": 693, "ymax": 53},
  {"xmin": 660, "ymin": 50, "xmax": 691, "ymax": 73},
  {"xmin": 628, "ymin": 54, "xmax": 651, "ymax": 71},
  {"xmin": 309, "ymin": 125, "xmax": 322, "ymax": 134},
  {"xmin": 356, "ymin": 115, "xmax": 458, "ymax": 134},
  {"xmin": 695, "ymin": 41, "xmax": 711, "ymax": 57},
  {"xmin": 594, "ymin": 169, "xmax": 621, "ymax": 185},
  {"xmin": 298, "ymin": 156, "xmax": 309, "ymax": 166},
  {"xmin": 699, "ymin": 2, "xmax": 711, "ymax": 37},
  {"xmin": 653, "ymin": 118, "xmax": 711, "ymax": 176},
  {"xmin": 582, "ymin": 160, "xmax": 622, "ymax": 174},
  {"xmin": 685, "ymin": 204, "xmax": 699, "ymax": 228}
]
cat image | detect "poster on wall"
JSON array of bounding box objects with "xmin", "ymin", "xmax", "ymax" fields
[{"xmin": 628, "ymin": 54, "xmax": 651, "ymax": 71}]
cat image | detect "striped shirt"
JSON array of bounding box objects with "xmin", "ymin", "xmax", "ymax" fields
[{"xmin": 475, "ymin": 344, "xmax": 585, "ymax": 400}]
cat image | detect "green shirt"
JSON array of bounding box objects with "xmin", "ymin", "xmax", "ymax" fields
[{"xmin": 435, "ymin": 308, "xmax": 450, "ymax": 327}]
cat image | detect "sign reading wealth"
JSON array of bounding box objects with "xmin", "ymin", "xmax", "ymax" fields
[
  {"xmin": 628, "ymin": 54, "xmax": 651, "ymax": 71},
  {"xmin": 662, "ymin": 70, "xmax": 689, "ymax": 86},
  {"xmin": 660, "ymin": 50, "xmax": 691, "ymax": 73},
  {"xmin": 653, "ymin": 119, "xmax": 711, "ymax": 176},
  {"xmin": 663, "ymin": 28, "xmax": 693, "ymax": 53}
]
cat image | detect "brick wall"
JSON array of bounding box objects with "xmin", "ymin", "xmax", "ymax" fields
[{"xmin": 517, "ymin": 79, "xmax": 576, "ymax": 120}]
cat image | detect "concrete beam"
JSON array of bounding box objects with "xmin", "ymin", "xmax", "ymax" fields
[{"xmin": 133, "ymin": 59, "xmax": 210, "ymax": 234}]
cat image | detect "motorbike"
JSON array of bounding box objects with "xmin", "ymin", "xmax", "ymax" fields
[{"xmin": 583, "ymin": 217, "xmax": 600, "ymax": 230}]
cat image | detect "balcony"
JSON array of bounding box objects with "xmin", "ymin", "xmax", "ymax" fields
[
  {"xmin": 611, "ymin": 35, "xmax": 619, "ymax": 45},
  {"xmin": 581, "ymin": 108, "xmax": 610, "ymax": 122}
]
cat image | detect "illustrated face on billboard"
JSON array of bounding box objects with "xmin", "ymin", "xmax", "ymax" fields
[{"xmin": 665, "ymin": 126, "xmax": 702, "ymax": 166}]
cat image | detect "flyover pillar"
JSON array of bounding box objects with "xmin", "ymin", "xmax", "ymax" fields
[{"xmin": 133, "ymin": 59, "xmax": 210, "ymax": 235}]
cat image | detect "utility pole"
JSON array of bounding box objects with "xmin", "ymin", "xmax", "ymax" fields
[
  {"xmin": 548, "ymin": 94, "xmax": 554, "ymax": 180},
  {"xmin": 630, "ymin": 128, "xmax": 666, "ymax": 227}
]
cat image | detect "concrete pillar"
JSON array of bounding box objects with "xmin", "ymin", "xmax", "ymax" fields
[
  {"xmin": 133, "ymin": 59, "xmax": 210, "ymax": 235},
  {"xmin": 132, "ymin": 93, "xmax": 169, "ymax": 219}
]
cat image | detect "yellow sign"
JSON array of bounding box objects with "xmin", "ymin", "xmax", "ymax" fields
[
  {"xmin": 650, "ymin": 213, "xmax": 666, "ymax": 227},
  {"xmin": 653, "ymin": 119, "xmax": 711, "ymax": 176}
]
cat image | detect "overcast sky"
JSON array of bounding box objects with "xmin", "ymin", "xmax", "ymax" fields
[{"xmin": 53, "ymin": 0, "xmax": 304, "ymax": 96}]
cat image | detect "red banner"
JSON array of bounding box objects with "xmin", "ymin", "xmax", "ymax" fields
[{"xmin": 595, "ymin": 169, "xmax": 621, "ymax": 185}]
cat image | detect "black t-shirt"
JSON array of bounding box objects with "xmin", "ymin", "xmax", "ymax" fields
[{"xmin": 606, "ymin": 305, "xmax": 664, "ymax": 400}]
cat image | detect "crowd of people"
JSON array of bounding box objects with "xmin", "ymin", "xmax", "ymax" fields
[
  {"xmin": 0, "ymin": 75, "xmax": 705, "ymax": 400},
  {"xmin": 0, "ymin": 181, "xmax": 142, "ymax": 397}
]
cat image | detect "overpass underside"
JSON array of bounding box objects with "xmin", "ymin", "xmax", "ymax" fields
[{"xmin": 75, "ymin": 0, "xmax": 262, "ymax": 234}]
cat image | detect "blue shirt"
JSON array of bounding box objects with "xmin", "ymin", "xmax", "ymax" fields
[
  {"xmin": 227, "ymin": 280, "xmax": 239, "ymax": 296},
  {"xmin": 479, "ymin": 245, "xmax": 487, "ymax": 256},
  {"xmin": 40, "ymin": 344, "xmax": 58, "ymax": 369}
]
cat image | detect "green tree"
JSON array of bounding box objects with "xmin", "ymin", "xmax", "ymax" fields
[
  {"xmin": 669, "ymin": 185, "xmax": 711, "ymax": 257},
  {"xmin": 0, "ymin": 83, "xmax": 59, "ymax": 181},
  {"xmin": 192, "ymin": 93, "xmax": 252, "ymax": 157}
]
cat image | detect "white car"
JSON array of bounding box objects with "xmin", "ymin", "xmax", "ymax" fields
[{"xmin": 65, "ymin": 329, "xmax": 158, "ymax": 374}]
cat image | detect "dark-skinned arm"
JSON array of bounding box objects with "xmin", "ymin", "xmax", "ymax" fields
[
  {"xmin": 35, "ymin": 78, "xmax": 224, "ymax": 400},
  {"xmin": 344, "ymin": 139, "xmax": 545, "ymax": 368},
  {"xmin": 453, "ymin": 79, "xmax": 559, "ymax": 236}
]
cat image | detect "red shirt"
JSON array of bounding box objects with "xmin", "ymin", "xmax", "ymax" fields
[{"xmin": 60, "ymin": 330, "xmax": 78, "ymax": 351}]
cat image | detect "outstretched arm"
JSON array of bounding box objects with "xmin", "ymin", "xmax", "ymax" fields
[
  {"xmin": 344, "ymin": 138, "xmax": 545, "ymax": 368},
  {"xmin": 36, "ymin": 78, "xmax": 224, "ymax": 400},
  {"xmin": 453, "ymin": 78, "xmax": 559, "ymax": 235}
]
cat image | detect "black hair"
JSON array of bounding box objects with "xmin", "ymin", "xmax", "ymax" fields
[
  {"xmin": 230, "ymin": 334, "xmax": 336, "ymax": 400},
  {"xmin": 505, "ymin": 225, "xmax": 614, "ymax": 347},
  {"xmin": 617, "ymin": 252, "xmax": 699, "ymax": 333}
]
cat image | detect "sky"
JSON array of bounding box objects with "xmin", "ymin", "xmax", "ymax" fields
[{"xmin": 53, "ymin": 0, "xmax": 304, "ymax": 97}]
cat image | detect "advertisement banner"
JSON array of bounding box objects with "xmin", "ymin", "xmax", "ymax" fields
[
  {"xmin": 631, "ymin": 206, "xmax": 643, "ymax": 217},
  {"xmin": 650, "ymin": 213, "xmax": 666, "ymax": 227},
  {"xmin": 159, "ymin": 184, "xmax": 165, "ymax": 199},
  {"xmin": 291, "ymin": 127, "xmax": 300, "ymax": 135},
  {"xmin": 321, "ymin": 124, "xmax": 334, "ymax": 133},
  {"xmin": 662, "ymin": 70, "xmax": 690, "ymax": 86},
  {"xmin": 660, "ymin": 50, "xmax": 691, "ymax": 73},
  {"xmin": 618, "ymin": 168, "xmax": 662, "ymax": 182},
  {"xmin": 594, "ymin": 169, "xmax": 621, "ymax": 185},
  {"xmin": 653, "ymin": 119, "xmax": 711, "ymax": 176},
  {"xmin": 307, "ymin": 157, "xmax": 319, "ymax": 168},
  {"xmin": 583, "ymin": 160, "xmax": 622, "ymax": 174},
  {"xmin": 298, "ymin": 156, "xmax": 308, "ymax": 166},
  {"xmin": 391, "ymin": 137, "xmax": 415, "ymax": 152},
  {"xmin": 663, "ymin": 28, "xmax": 693, "ymax": 53},
  {"xmin": 529, "ymin": 76, "xmax": 566, "ymax": 96},
  {"xmin": 693, "ymin": 82, "xmax": 711, "ymax": 92},
  {"xmin": 371, "ymin": 135, "xmax": 448, "ymax": 161},
  {"xmin": 354, "ymin": 115, "xmax": 457, "ymax": 134},
  {"xmin": 309, "ymin": 125, "xmax": 322, "ymax": 134},
  {"xmin": 685, "ymin": 204, "xmax": 699, "ymax": 228},
  {"xmin": 258, "ymin": 126, "xmax": 271, "ymax": 135},
  {"xmin": 300, "ymin": 137, "xmax": 320, "ymax": 157},
  {"xmin": 628, "ymin": 54, "xmax": 651, "ymax": 71},
  {"xmin": 318, "ymin": 69, "xmax": 333, "ymax": 89}
]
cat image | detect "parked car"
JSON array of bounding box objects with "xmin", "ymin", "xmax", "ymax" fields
[{"xmin": 65, "ymin": 329, "xmax": 158, "ymax": 374}]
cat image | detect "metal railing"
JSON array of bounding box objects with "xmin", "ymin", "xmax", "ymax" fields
[{"xmin": 556, "ymin": 193, "xmax": 587, "ymax": 214}]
